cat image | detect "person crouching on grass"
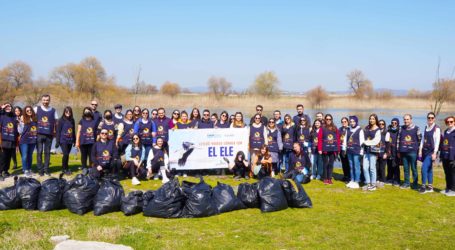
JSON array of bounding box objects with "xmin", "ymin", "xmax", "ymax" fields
[
  {"xmin": 284, "ymin": 142, "xmax": 311, "ymax": 184},
  {"xmin": 90, "ymin": 128, "xmax": 118, "ymax": 179},
  {"xmin": 251, "ymin": 145, "xmax": 272, "ymax": 179},
  {"xmin": 146, "ymin": 137, "xmax": 170, "ymax": 184},
  {"xmin": 225, "ymin": 151, "xmax": 249, "ymax": 180},
  {"xmin": 123, "ymin": 134, "xmax": 146, "ymax": 185}
]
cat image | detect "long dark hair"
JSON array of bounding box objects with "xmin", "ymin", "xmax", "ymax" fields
[
  {"xmin": 82, "ymin": 107, "xmax": 93, "ymax": 119},
  {"xmin": 234, "ymin": 151, "xmax": 246, "ymax": 164},
  {"xmin": 190, "ymin": 108, "xmax": 201, "ymax": 120},
  {"xmin": 60, "ymin": 106, "xmax": 74, "ymax": 122},
  {"xmin": 131, "ymin": 133, "xmax": 142, "ymax": 148},
  {"xmin": 324, "ymin": 114, "xmax": 336, "ymax": 131},
  {"xmin": 366, "ymin": 113, "xmax": 379, "ymax": 130},
  {"xmin": 23, "ymin": 106, "xmax": 37, "ymax": 124},
  {"xmin": 312, "ymin": 119, "xmax": 322, "ymax": 133}
]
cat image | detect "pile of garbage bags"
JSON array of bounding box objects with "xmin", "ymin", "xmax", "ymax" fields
[{"xmin": 0, "ymin": 175, "xmax": 312, "ymax": 217}]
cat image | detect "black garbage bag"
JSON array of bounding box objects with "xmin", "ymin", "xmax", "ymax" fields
[
  {"xmin": 237, "ymin": 182, "xmax": 259, "ymax": 208},
  {"xmin": 142, "ymin": 190, "xmax": 155, "ymax": 211},
  {"xmin": 16, "ymin": 177, "xmax": 41, "ymax": 210},
  {"xmin": 182, "ymin": 177, "xmax": 218, "ymax": 218},
  {"xmin": 38, "ymin": 176, "xmax": 67, "ymax": 211},
  {"xmin": 93, "ymin": 179, "xmax": 124, "ymax": 216},
  {"xmin": 63, "ymin": 174, "xmax": 100, "ymax": 215},
  {"xmin": 121, "ymin": 191, "xmax": 144, "ymax": 216},
  {"xmin": 258, "ymin": 177, "xmax": 288, "ymax": 212},
  {"xmin": 212, "ymin": 182, "xmax": 245, "ymax": 213},
  {"xmin": 0, "ymin": 177, "xmax": 21, "ymax": 210},
  {"xmin": 282, "ymin": 179, "xmax": 312, "ymax": 208},
  {"xmin": 143, "ymin": 179, "xmax": 186, "ymax": 218}
]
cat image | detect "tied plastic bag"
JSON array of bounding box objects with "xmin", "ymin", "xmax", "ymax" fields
[
  {"xmin": 16, "ymin": 177, "xmax": 41, "ymax": 210},
  {"xmin": 93, "ymin": 179, "xmax": 125, "ymax": 216},
  {"xmin": 282, "ymin": 179, "xmax": 313, "ymax": 208},
  {"xmin": 142, "ymin": 190, "xmax": 155, "ymax": 211},
  {"xmin": 143, "ymin": 179, "xmax": 186, "ymax": 218},
  {"xmin": 258, "ymin": 177, "xmax": 288, "ymax": 212},
  {"xmin": 38, "ymin": 175, "xmax": 67, "ymax": 211},
  {"xmin": 182, "ymin": 177, "xmax": 218, "ymax": 218},
  {"xmin": 237, "ymin": 182, "xmax": 259, "ymax": 208},
  {"xmin": 0, "ymin": 177, "xmax": 21, "ymax": 210},
  {"xmin": 212, "ymin": 182, "xmax": 245, "ymax": 213},
  {"xmin": 63, "ymin": 174, "xmax": 100, "ymax": 215},
  {"xmin": 121, "ymin": 191, "xmax": 144, "ymax": 216}
]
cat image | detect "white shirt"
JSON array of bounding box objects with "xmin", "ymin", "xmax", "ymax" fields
[
  {"xmin": 146, "ymin": 146, "xmax": 169, "ymax": 170},
  {"xmin": 342, "ymin": 126, "xmax": 365, "ymax": 154},
  {"xmin": 419, "ymin": 123, "xmax": 441, "ymax": 154}
]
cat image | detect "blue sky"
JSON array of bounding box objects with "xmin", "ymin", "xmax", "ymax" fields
[{"xmin": 1, "ymin": 0, "xmax": 454, "ymax": 92}]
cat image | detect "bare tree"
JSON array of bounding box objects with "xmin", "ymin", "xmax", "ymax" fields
[
  {"xmin": 160, "ymin": 81, "xmax": 181, "ymax": 97},
  {"xmin": 0, "ymin": 69, "xmax": 17, "ymax": 103},
  {"xmin": 431, "ymin": 58, "xmax": 455, "ymax": 116},
  {"xmin": 347, "ymin": 69, "xmax": 373, "ymax": 99},
  {"xmin": 50, "ymin": 64, "xmax": 76, "ymax": 89},
  {"xmin": 3, "ymin": 61, "xmax": 33, "ymax": 88},
  {"xmin": 250, "ymin": 71, "xmax": 280, "ymax": 97},
  {"xmin": 207, "ymin": 76, "xmax": 232, "ymax": 96},
  {"xmin": 307, "ymin": 85, "xmax": 330, "ymax": 108}
]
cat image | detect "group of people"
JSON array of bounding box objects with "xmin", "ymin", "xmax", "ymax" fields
[{"xmin": 0, "ymin": 96, "xmax": 454, "ymax": 196}]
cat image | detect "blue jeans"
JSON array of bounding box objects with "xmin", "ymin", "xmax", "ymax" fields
[
  {"xmin": 311, "ymin": 153, "xmax": 323, "ymax": 177},
  {"xmin": 421, "ymin": 154, "xmax": 433, "ymax": 185},
  {"xmin": 282, "ymin": 149, "xmax": 292, "ymax": 172},
  {"xmin": 20, "ymin": 143, "xmax": 36, "ymax": 172},
  {"xmin": 348, "ymin": 153, "xmax": 361, "ymax": 182},
  {"xmin": 363, "ymin": 153, "xmax": 377, "ymax": 184},
  {"xmin": 402, "ymin": 152, "xmax": 418, "ymax": 185},
  {"xmin": 295, "ymin": 173, "xmax": 304, "ymax": 184}
]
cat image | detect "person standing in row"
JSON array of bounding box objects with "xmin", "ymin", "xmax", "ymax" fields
[
  {"xmin": 34, "ymin": 94, "xmax": 59, "ymax": 176},
  {"xmin": 398, "ymin": 114, "xmax": 421, "ymax": 189},
  {"xmin": 318, "ymin": 114, "xmax": 340, "ymax": 185},
  {"xmin": 249, "ymin": 114, "xmax": 268, "ymax": 176},
  {"xmin": 98, "ymin": 110, "xmax": 116, "ymax": 141},
  {"xmin": 12, "ymin": 106, "xmax": 22, "ymax": 170},
  {"xmin": 293, "ymin": 104, "xmax": 311, "ymax": 127},
  {"xmin": 113, "ymin": 104, "xmax": 124, "ymax": 131},
  {"xmin": 344, "ymin": 116, "xmax": 363, "ymax": 189},
  {"xmin": 266, "ymin": 117, "xmax": 283, "ymax": 175},
  {"xmin": 90, "ymin": 100, "xmax": 102, "ymax": 127},
  {"xmin": 339, "ymin": 117, "xmax": 351, "ymax": 183},
  {"xmin": 18, "ymin": 106, "xmax": 37, "ymax": 177},
  {"xmin": 230, "ymin": 112, "xmax": 246, "ymax": 128},
  {"xmin": 153, "ymin": 108, "xmax": 172, "ymax": 152},
  {"xmin": 56, "ymin": 106, "xmax": 76, "ymax": 175},
  {"xmin": 249, "ymin": 105, "xmax": 268, "ymax": 125},
  {"xmin": 0, "ymin": 103, "xmax": 18, "ymax": 181},
  {"xmin": 281, "ymin": 114, "xmax": 296, "ymax": 172},
  {"xmin": 216, "ymin": 111, "xmax": 230, "ymax": 128},
  {"xmin": 134, "ymin": 108, "xmax": 157, "ymax": 159},
  {"xmin": 76, "ymin": 108, "xmax": 97, "ymax": 173},
  {"xmin": 362, "ymin": 114, "xmax": 381, "ymax": 191},
  {"xmin": 386, "ymin": 118, "xmax": 401, "ymax": 186},
  {"xmin": 273, "ymin": 110, "xmax": 283, "ymax": 126},
  {"xmin": 189, "ymin": 108, "xmax": 201, "ymax": 128},
  {"xmin": 376, "ymin": 120, "xmax": 390, "ymax": 187},
  {"xmin": 440, "ymin": 116, "xmax": 455, "ymax": 196},
  {"xmin": 296, "ymin": 116, "xmax": 311, "ymax": 174},
  {"xmin": 116, "ymin": 109, "xmax": 135, "ymax": 155},
  {"xmin": 132, "ymin": 106, "xmax": 141, "ymax": 122},
  {"xmin": 310, "ymin": 119, "xmax": 323, "ymax": 180},
  {"xmin": 418, "ymin": 112, "xmax": 440, "ymax": 193},
  {"xmin": 198, "ymin": 109, "xmax": 214, "ymax": 129},
  {"xmin": 175, "ymin": 111, "xmax": 192, "ymax": 129}
]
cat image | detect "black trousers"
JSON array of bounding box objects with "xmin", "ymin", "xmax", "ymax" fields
[
  {"xmin": 0, "ymin": 147, "xmax": 15, "ymax": 174},
  {"xmin": 376, "ymin": 156, "xmax": 387, "ymax": 182},
  {"xmin": 340, "ymin": 151, "xmax": 350, "ymax": 180},
  {"xmin": 80, "ymin": 144, "xmax": 93, "ymax": 169},
  {"xmin": 386, "ymin": 158, "xmax": 400, "ymax": 183},
  {"xmin": 60, "ymin": 143, "xmax": 73, "ymax": 171},
  {"xmin": 123, "ymin": 161, "xmax": 146, "ymax": 178},
  {"xmin": 442, "ymin": 159, "xmax": 455, "ymax": 191},
  {"xmin": 322, "ymin": 153, "xmax": 335, "ymax": 180},
  {"xmin": 36, "ymin": 134, "xmax": 53, "ymax": 174}
]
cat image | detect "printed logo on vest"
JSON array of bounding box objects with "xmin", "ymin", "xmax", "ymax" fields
[
  {"xmin": 158, "ymin": 126, "xmax": 164, "ymax": 132},
  {"xmin": 41, "ymin": 116, "xmax": 48, "ymax": 122},
  {"xmin": 254, "ymin": 132, "xmax": 260, "ymax": 137},
  {"xmin": 405, "ymin": 135, "xmax": 412, "ymax": 142}
]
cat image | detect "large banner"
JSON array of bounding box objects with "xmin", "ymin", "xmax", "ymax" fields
[{"xmin": 168, "ymin": 128, "xmax": 249, "ymax": 170}]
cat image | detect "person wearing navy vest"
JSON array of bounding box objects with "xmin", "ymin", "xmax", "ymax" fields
[
  {"xmin": 18, "ymin": 106, "xmax": 38, "ymax": 177},
  {"xmin": 376, "ymin": 120, "xmax": 390, "ymax": 187},
  {"xmin": 116, "ymin": 109, "xmax": 135, "ymax": 155},
  {"xmin": 124, "ymin": 134, "xmax": 146, "ymax": 185},
  {"xmin": 418, "ymin": 112, "xmax": 441, "ymax": 193},
  {"xmin": 97, "ymin": 110, "xmax": 116, "ymax": 142},
  {"xmin": 317, "ymin": 114, "xmax": 340, "ymax": 185},
  {"xmin": 175, "ymin": 111, "xmax": 192, "ymax": 129},
  {"xmin": 344, "ymin": 116, "xmax": 364, "ymax": 189},
  {"xmin": 273, "ymin": 110, "xmax": 283, "ymax": 127},
  {"xmin": 310, "ymin": 119, "xmax": 323, "ymax": 180},
  {"xmin": 198, "ymin": 109, "xmax": 214, "ymax": 129},
  {"xmin": 284, "ymin": 142, "xmax": 311, "ymax": 184},
  {"xmin": 90, "ymin": 128, "xmax": 118, "ymax": 179},
  {"xmin": 76, "ymin": 107, "xmax": 97, "ymax": 172},
  {"xmin": 146, "ymin": 137, "xmax": 170, "ymax": 184},
  {"xmin": 292, "ymin": 104, "xmax": 311, "ymax": 129},
  {"xmin": 90, "ymin": 100, "xmax": 102, "ymax": 127},
  {"xmin": 153, "ymin": 107, "xmax": 172, "ymax": 152},
  {"xmin": 230, "ymin": 112, "xmax": 246, "ymax": 128},
  {"xmin": 397, "ymin": 114, "xmax": 422, "ymax": 189},
  {"xmin": 361, "ymin": 114, "xmax": 381, "ymax": 191},
  {"xmin": 296, "ymin": 116, "xmax": 311, "ymax": 174},
  {"xmin": 339, "ymin": 117, "xmax": 351, "ymax": 182},
  {"xmin": 249, "ymin": 113, "xmax": 268, "ymax": 165},
  {"xmin": 56, "ymin": 106, "xmax": 75, "ymax": 175},
  {"xmin": 34, "ymin": 94, "xmax": 58, "ymax": 176},
  {"xmin": 113, "ymin": 104, "xmax": 123, "ymax": 133},
  {"xmin": 0, "ymin": 103, "xmax": 19, "ymax": 181},
  {"xmin": 440, "ymin": 116, "xmax": 455, "ymax": 196},
  {"xmin": 281, "ymin": 114, "xmax": 296, "ymax": 173},
  {"xmin": 249, "ymin": 105, "xmax": 268, "ymax": 126},
  {"xmin": 386, "ymin": 118, "xmax": 400, "ymax": 186},
  {"xmin": 216, "ymin": 111, "xmax": 230, "ymax": 128},
  {"xmin": 189, "ymin": 108, "xmax": 201, "ymax": 128},
  {"xmin": 134, "ymin": 108, "xmax": 157, "ymax": 161},
  {"xmin": 266, "ymin": 117, "xmax": 283, "ymax": 175}
]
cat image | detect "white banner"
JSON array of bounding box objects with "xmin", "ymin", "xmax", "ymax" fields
[{"xmin": 168, "ymin": 128, "xmax": 249, "ymax": 170}]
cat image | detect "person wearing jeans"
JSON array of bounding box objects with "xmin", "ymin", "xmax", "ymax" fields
[
  {"xmin": 439, "ymin": 116, "xmax": 455, "ymax": 196},
  {"xmin": 310, "ymin": 119, "xmax": 323, "ymax": 180},
  {"xmin": 18, "ymin": 106, "xmax": 38, "ymax": 177},
  {"xmin": 362, "ymin": 114, "xmax": 381, "ymax": 191},
  {"xmin": 397, "ymin": 114, "xmax": 421, "ymax": 189},
  {"xmin": 281, "ymin": 114, "xmax": 296, "ymax": 173},
  {"xmin": 418, "ymin": 112, "xmax": 440, "ymax": 193},
  {"xmin": 344, "ymin": 116, "xmax": 364, "ymax": 189}
]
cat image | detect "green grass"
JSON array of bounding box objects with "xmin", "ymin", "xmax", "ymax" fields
[{"xmin": 1, "ymin": 154, "xmax": 454, "ymax": 250}]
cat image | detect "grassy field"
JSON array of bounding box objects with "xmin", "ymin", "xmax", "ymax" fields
[{"xmin": 1, "ymin": 154, "xmax": 454, "ymax": 250}]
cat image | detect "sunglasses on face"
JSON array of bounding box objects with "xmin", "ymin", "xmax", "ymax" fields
[
  {"xmin": 26, "ymin": 109, "xmax": 32, "ymax": 113},
  {"xmin": 269, "ymin": 121, "xmax": 275, "ymax": 123},
  {"xmin": 427, "ymin": 117, "xmax": 435, "ymax": 120},
  {"xmin": 142, "ymin": 112, "xmax": 148, "ymax": 114},
  {"xmin": 100, "ymin": 132, "xmax": 108, "ymax": 135},
  {"xmin": 221, "ymin": 114, "xmax": 226, "ymax": 117},
  {"xmin": 203, "ymin": 114, "xmax": 209, "ymax": 116},
  {"xmin": 173, "ymin": 112, "xmax": 179, "ymax": 115},
  {"xmin": 256, "ymin": 109, "xmax": 262, "ymax": 112},
  {"xmin": 447, "ymin": 120, "xmax": 454, "ymax": 124},
  {"xmin": 379, "ymin": 123, "xmax": 385, "ymax": 126},
  {"xmin": 91, "ymin": 104, "xmax": 98, "ymax": 106},
  {"xmin": 326, "ymin": 118, "xmax": 332, "ymax": 121},
  {"xmin": 133, "ymin": 137, "xmax": 140, "ymax": 140},
  {"xmin": 158, "ymin": 113, "xmax": 164, "ymax": 115}
]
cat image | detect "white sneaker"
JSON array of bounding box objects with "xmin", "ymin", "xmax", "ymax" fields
[
  {"xmin": 161, "ymin": 169, "xmax": 170, "ymax": 184},
  {"xmin": 351, "ymin": 182, "xmax": 360, "ymax": 189},
  {"xmin": 183, "ymin": 173, "xmax": 187, "ymax": 178},
  {"xmin": 271, "ymin": 171, "xmax": 275, "ymax": 177},
  {"xmin": 316, "ymin": 175, "xmax": 321, "ymax": 180},
  {"xmin": 132, "ymin": 177, "xmax": 141, "ymax": 186},
  {"xmin": 310, "ymin": 175, "xmax": 314, "ymax": 180},
  {"xmin": 445, "ymin": 190, "xmax": 455, "ymax": 197},
  {"xmin": 346, "ymin": 181, "xmax": 353, "ymax": 188}
]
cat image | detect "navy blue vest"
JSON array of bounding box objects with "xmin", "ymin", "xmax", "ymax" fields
[
  {"xmin": 100, "ymin": 121, "xmax": 116, "ymax": 141},
  {"xmin": 347, "ymin": 128, "xmax": 361, "ymax": 155},
  {"xmin": 150, "ymin": 147, "xmax": 165, "ymax": 168},
  {"xmin": 59, "ymin": 119, "xmax": 75, "ymax": 144},
  {"xmin": 113, "ymin": 114, "xmax": 123, "ymax": 130},
  {"xmin": 388, "ymin": 128, "xmax": 399, "ymax": 155},
  {"xmin": 121, "ymin": 121, "xmax": 135, "ymax": 145},
  {"xmin": 310, "ymin": 129, "xmax": 319, "ymax": 153},
  {"xmin": 339, "ymin": 126, "xmax": 348, "ymax": 150},
  {"xmin": 296, "ymin": 126, "xmax": 311, "ymax": 149},
  {"xmin": 249, "ymin": 125, "xmax": 265, "ymax": 150},
  {"xmin": 322, "ymin": 127, "xmax": 338, "ymax": 152},
  {"xmin": 364, "ymin": 127, "xmax": 380, "ymax": 153},
  {"xmin": 282, "ymin": 125, "xmax": 295, "ymax": 150},
  {"xmin": 20, "ymin": 121, "xmax": 38, "ymax": 144},
  {"xmin": 267, "ymin": 129, "xmax": 279, "ymax": 153},
  {"xmin": 36, "ymin": 106, "xmax": 55, "ymax": 135},
  {"xmin": 153, "ymin": 118, "xmax": 170, "ymax": 142},
  {"xmin": 176, "ymin": 122, "xmax": 191, "ymax": 129},
  {"xmin": 216, "ymin": 121, "xmax": 230, "ymax": 128},
  {"xmin": 1, "ymin": 115, "xmax": 17, "ymax": 142},
  {"xmin": 289, "ymin": 152, "xmax": 307, "ymax": 170},
  {"xmin": 379, "ymin": 130, "xmax": 387, "ymax": 155},
  {"xmin": 95, "ymin": 140, "xmax": 115, "ymax": 167},
  {"xmin": 138, "ymin": 119, "xmax": 154, "ymax": 146},
  {"xmin": 131, "ymin": 146, "xmax": 143, "ymax": 161},
  {"xmin": 422, "ymin": 125, "xmax": 439, "ymax": 156},
  {"xmin": 198, "ymin": 119, "xmax": 214, "ymax": 129},
  {"xmin": 79, "ymin": 119, "xmax": 97, "ymax": 145},
  {"xmin": 398, "ymin": 125, "xmax": 419, "ymax": 153},
  {"xmin": 440, "ymin": 129, "xmax": 455, "ymax": 160}
]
